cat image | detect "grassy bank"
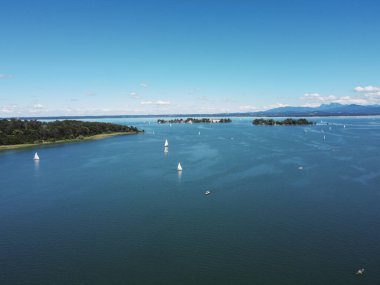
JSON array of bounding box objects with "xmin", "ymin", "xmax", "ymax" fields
[{"xmin": 0, "ymin": 131, "xmax": 138, "ymax": 151}]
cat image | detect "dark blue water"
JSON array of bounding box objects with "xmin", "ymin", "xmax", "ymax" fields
[{"xmin": 1, "ymin": 117, "xmax": 380, "ymax": 285}]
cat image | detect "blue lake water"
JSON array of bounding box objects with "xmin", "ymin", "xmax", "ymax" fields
[{"xmin": 1, "ymin": 117, "xmax": 380, "ymax": 285}]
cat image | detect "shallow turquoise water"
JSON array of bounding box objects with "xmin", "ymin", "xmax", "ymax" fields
[{"xmin": 1, "ymin": 117, "xmax": 380, "ymax": 284}]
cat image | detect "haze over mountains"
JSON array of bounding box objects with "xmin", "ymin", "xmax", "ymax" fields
[
  {"xmin": 8, "ymin": 103, "xmax": 380, "ymax": 120},
  {"xmin": 250, "ymin": 103, "xmax": 380, "ymax": 117}
]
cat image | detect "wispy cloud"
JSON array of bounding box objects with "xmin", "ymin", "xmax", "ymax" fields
[
  {"xmin": 129, "ymin": 92, "xmax": 139, "ymax": 98},
  {"xmin": 239, "ymin": 105, "xmax": 258, "ymax": 111},
  {"xmin": 364, "ymin": 91, "xmax": 380, "ymax": 97},
  {"xmin": 28, "ymin": 103, "xmax": 47, "ymax": 113},
  {"xmin": 263, "ymin": 103, "xmax": 289, "ymax": 109},
  {"xmin": 301, "ymin": 93, "xmax": 337, "ymax": 104},
  {"xmin": 86, "ymin": 92, "xmax": 97, "ymax": 97},
  {"xmin": 33, "ymin": 103, "xmax": 44, "ymax": 109},
  {"xmin": 0, "ymin": 104, "xmax": 17, "ymax": 113},
  {"xmin": 0, "ymin": 74, "xmax": 12, "ymax": 79},
  {"xmin": 140, "ymin": 100, "xmax": 171, "ymax": 105},
  {"xmin": 353, "ymin": 86, "xmax": 380, "ymax": 92},
  {"xmin": 197, "ymin": 95, "xmax": 209, "ymax": 101},
  {"xmin": 140, "ymin": 83, "xmax": 148, "ymax": 88},
  {"xmin": 300, "ymin": 87, "xmax": 380, "ymax": 106},
  {"xmin": 353, "ymin": 85, "xmax": 380, "ymax": 98}
]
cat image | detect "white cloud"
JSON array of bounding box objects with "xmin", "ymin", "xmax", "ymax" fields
[
  {"xmin": 301, "ymin": 93, "xmax": 337, "ymax": 102},
  {"xmin": 86, "ymin": 92, "xmax": 97, "ymax": 97},
  {"xmin": 300, "ymin": 88, "xmax": 380, "ymax": 106},
  {"xmin": 353, "ymin": 86, "xmax": 380, "ymax": 92},
  {"xmin": 0, "ymin": 105, "xmax": 17, "ymax": 113},
  {"xmin": 334, "ymin": 96, "xmax": 369, "ymax": 105},
  {"xmin": 28, "ymin": 103, "xmax": 47, "ymax": 113},
  {"xmin": 140, "ymin": 83, "xmax": 148, "ymax": 88},
  {"xmin": 263, "ymin": 103, "xmax": 289, "ymax": 109},
  {"xmin": 140, "ymin": 100, "xmax": 171, "ymax": 105},
  {"xmin": 33, "ymin": 103, "xmax": 44, "ymax": 109},
  {"xmin": 239, "ymin": 105, "xmax": 258, "ymax": 111},
  {"xmin": 129, "ymin": 92, "xmax": 139, "ymax": 98},
  {"xmin": 364, "ymin": 91, "xmax": 380, "ymax": 97}
]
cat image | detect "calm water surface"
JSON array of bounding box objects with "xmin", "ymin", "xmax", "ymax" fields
[{"xmin": 1, "ymin": 117, "xmax": 380, "ymax": 285}]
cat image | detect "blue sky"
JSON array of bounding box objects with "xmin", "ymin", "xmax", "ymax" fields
[{"xmin": 1, "ymin": 0, "xmax": 380, "ymax": 116}]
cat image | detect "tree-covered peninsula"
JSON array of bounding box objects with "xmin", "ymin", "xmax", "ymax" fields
[
  {"xmin": 0, "ymin": 119, "xmax": 142, "ymax": 147},
  {"xmin": 252, "ymin": 118, "xmax": 314, "ymax": 126},
  {"xmin": 157, "ymin": 118, "xmax": 232, "ymax": 124}
]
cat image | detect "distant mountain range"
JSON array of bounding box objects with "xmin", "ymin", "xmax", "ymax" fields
[
  {"xmin": 4, "ymin": 103, "xmax": 380, "ymax": 120},
  {"xmin": 248, "ymin": 103, "xmax": 380, "ymax": 117}
]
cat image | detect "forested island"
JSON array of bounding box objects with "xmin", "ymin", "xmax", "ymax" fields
[
  {"xmin": 252, "ymin": 118, "xmax": 314, "ymax": 126},
  {"xmin": 157, "ymin": 118, "xmax": 232, "ymax": 124},
  {"xmin": 0, "ymin": 119, "xmax": 142, "ymax": 149}
]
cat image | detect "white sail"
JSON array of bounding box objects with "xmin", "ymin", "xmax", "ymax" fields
[
  {"xmin": 177, "ymin": 162, "xmax": 182, "ymax": 171},
  {"xmin": 164, "ymin": 139, "xmax": 169, "ymax": 147},
  {"xmin": 33, "ymin": 152, "xmax": 40, "ymax": 160}
]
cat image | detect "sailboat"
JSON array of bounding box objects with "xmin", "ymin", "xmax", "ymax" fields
[
  {"xmin": 356, "ymin": 268, "xmax": 365, "ymax": 275},
  {"xmin": 177, "ymin": 162, "xmax": 182, "ymax": 171},
  {"xmin": 164, "ymin": 139, "xmax": 169, "ymax": 147},
  {"xmin": 33, "ymin": 152, "xmax": 40, "ymax": 160}
]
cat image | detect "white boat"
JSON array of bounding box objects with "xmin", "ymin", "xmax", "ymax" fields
[
  {"xmin": 298, "ymin": 166, "xmax": 303, "ymax": 170},
  {"xmin": 198, "ymin": 131, "xmax": 200, "ymax": 135},
  {"xmin": 33, "ymin": 152, "xmax": 40, "ymax": 160},
  {"xmin": 164, "ymin": 139, "xmax": 169, "ymax": 147},
  {"xmin": 356, "ymin": 268, "xmax": 365, "ymax": 275},
  {"xmin": 164, "ymin": 147, "xmax": 168, "ymax": 153},
  {"xmin": 205, "ymin": 190, "xmax": 211, "ymax": 195},
  {"xmin": 177, "ymin": 162, "xmax": 182, "ymax": 171},
  {"xmin": 323, "ymin": 135, "xmax": 326, "ymax": 140},
  {"xmin": 344, "ymin": 125, "xmax": 346, "ymax": 128}
]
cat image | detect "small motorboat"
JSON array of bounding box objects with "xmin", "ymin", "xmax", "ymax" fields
[
  {"xmin": 356, "ymin": 268, "xmax": 365, "ymax": 275},
  {"xmin": 205, "ymin": 190, "xmax": 211, "ymax": 195}
]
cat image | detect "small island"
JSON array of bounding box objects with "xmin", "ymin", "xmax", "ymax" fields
[
  {"xmin": 157, "ymin": 118, "xmax": 232, "ymax": 124},
  {"xmin": 252, "ymin": 118, "xmax": 314, "ymax": 126},
  {"xmin": 0, "ymin": 119, "xmax": 143, "ymax": 150}
]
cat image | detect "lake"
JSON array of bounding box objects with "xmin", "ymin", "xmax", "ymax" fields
[{"xmin": 1, "ymin": 117, "xmax": 380, "ymax": 285}]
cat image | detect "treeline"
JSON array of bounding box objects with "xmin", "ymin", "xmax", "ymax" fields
[
  {"xmin": 0, "ymin": 119, "xmax": 141, "ymax": 145},
  {"xmin": 253, "ymin": 118, "xmax": 314, "ymax": 126},
  {"xmin": 157, "ymin": 118, "xmax": 232, "ymax": 124}
]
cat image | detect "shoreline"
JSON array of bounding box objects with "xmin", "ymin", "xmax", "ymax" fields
[{"xmin": 0, "ymin": 131, "xmax": 140, "ymax": 151}]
